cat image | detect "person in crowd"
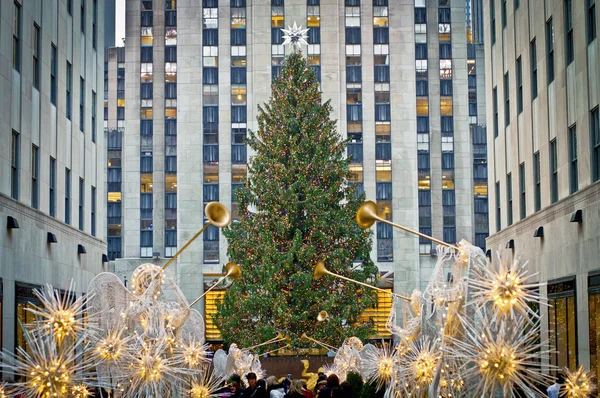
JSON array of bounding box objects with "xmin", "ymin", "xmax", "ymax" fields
[
  {"xmin": 330, "ymin": 387, "xmax": 344, "ymax": 398},
  {"xmin": 318, "ymin": 374, "xmax": 340, "ymax": 398},
  {"xmin": 283, "ymin": 374, "xmax": 292, "ymax": 394},
  {"xmin": 267, "ymin": 376, "xmax": 285, "ymax": 398},
  {"xmin": 284, "ymin": 380, "xmax": 306, "ymax": 398},
  {"xmin": 227, "ymin": 381, "xmax": 242, "ymax": 398},
  {"xmin": 255, "ymin": 379, "xmax": 269, "ymax": 398},
  {"xmin": 241, "ymin": 373, "xmax": 259, "ymax": 398},
  {"xmin": 547, "ymin": 373, "xmax": 565, "ymax": 398},
  {"xmin": 300, "ymin": 380, "xmax": 314, "ymax": 398},
  {"xmin": 315, "ymin": 379, "xmax": 327, "ymax": 396},
  {"xmin": 339, "ymin": 381, "xmax": 352, "ymax": 398}
]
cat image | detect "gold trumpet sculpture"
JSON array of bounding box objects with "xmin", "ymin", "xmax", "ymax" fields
[
  {"xmin": 356, "ymin": 200, "xmax": 459, "ymax": 251},
  {"xmin": 244, "ymin": 332, "xmax": 289, "ymax": 351},
  {"xmin": 189, "ymin": 262, "xmax": 242, "ymax": 307},
  {"xmin": 161, "ymin": 202, "xmax": 232, "ymax": 272},
  {"xmin": 317, "ymin": 311, "xmax": 346, "ymax": 337},
  {"xmin": 259, "ymin": 343, "xmax": 291, "ymax": 356},
  {"xmin": 314, "ymin": 261, "xmax": 412, "ymax": 301},
  {"xmin": 301, "ymin": 332, "xmax": 338, "ymax": 352}
]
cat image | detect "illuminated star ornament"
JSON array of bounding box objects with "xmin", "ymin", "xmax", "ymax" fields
[{"xmin": 281, "ymin": 22, "xmax": 309, "ymax": 49}]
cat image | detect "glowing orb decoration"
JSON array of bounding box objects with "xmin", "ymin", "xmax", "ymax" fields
[
  {"xmin": 0, "ymin": 383, "xmax": 8, "ymax": 398},
  {"xmin": 397, "ymin": 338, "xmax": 441, "ymax": 395},
  {"xmin": 469, "ymin": 254, "xmax": 543, "ymax": 321},
  {"xmin": 178, "ymin": 340, "xmax": 210, "ymax": 369},
  {"xmin": 27, "ymin": 282, "xmax": 88, "ymax": 343},
  {"xmin": 189, "ymin": 367, "xmax": 224, "ymax": 398},
  {"xmin": 360, "ymin": 343, "xmax": 398, "ymax": 390},
  {"xmin": 562, "ymin": 365, "xmax": 596, "ymax": 398},
  {"xmin": 447, "ymin": 312, "xmax": 553, "ymax": 397}
]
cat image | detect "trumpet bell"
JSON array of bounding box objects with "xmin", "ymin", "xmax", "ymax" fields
[
  {"xmin": 205, "ymin": 202, "xmax": 232, "ymax": 228},
  {"xmin": 317, "ymin": 311, "xmax": 328, "ymax": 322},
  {"xmin": 225, "ymin": 262, "xmax": 242, "ymax": 280},
  {"xmin": 301, "ymin": 332, "xmax": 308, "ymax": 340},
  {"xmin": 314, "ymin": 261, "xmax": 329, "ymax": 280},
  {"xmin": 356, "ymin": 201, "xmax": 380, "ymax": 229}
]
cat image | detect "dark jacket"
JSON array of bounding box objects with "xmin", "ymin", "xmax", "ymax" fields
[{"xmin": 284, "ymin": 392, "xmax": 305, "ymax": 398}]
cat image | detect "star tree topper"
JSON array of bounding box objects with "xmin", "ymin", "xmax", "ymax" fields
[{"xmin": 281, "ymin": 22, "xmax": 309, "ymax": 49}]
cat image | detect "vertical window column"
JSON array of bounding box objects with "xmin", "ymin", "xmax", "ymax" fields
[
  {"xmin": 534, "ymin": 151, "xmax": 541, "ymax": 211},
  {"xmin": 568, "ymin": 125, "xmax": 578, "ymax": 193},
  {"xmin": 65, "ymin": 168, "xmax": 71, "ymax": 225},
  {"xmin": 165, "ymin": 2, "xmax": 178, "ymax": 258},
  {"xmin": 271, "ymin": 0, "xmax": 285, "ymax": 80},
  {"xmin": 307, "ymin": 0, "xmax": 321, "ymax": 82},
  {"xmin": 415, "ymin": 3, "xmax": 431, "ymax": 255},
  {"xmin": 592, "ymin": 108, "xmax": 600, "ymax": 182},
  {"xmin": 231, "ymin": 0, "xmax": 248, "ymax": 221},
  {"xmin": 550, "ymin": 139, "xmax": 558, "ymax": 203},
  {"xmin": 49, "ymin": 157, "xmax": 56, "ymax": 217},
  {"xmin": 373, "ymin": 1, "xmax": 392, "ymax": 262},
  {"xmin": 203, "ymin": 0, "xmax": 219, "ymax": 264},
  {"xmin": 519, "ymin": 163, "xmax": 526, "ymax": 219},
  {"xmin": 439, "ymin": 3, "xmax": 455, "ymax": 245},
  {"xmin": 11, "ymin": 130, "xmax": 20, "ymax": 200},
  {"xmin": 31, "ymin": 145, "xmax": 39, "ymax": 209},
  {"xmin": 140, "ymin": 5, "xmax": 154, "ymax": 258},
  {"xmin": 78, "ymin": 178, "xmax": 85, "ymax": 231},
  {"xmin": 506, "ymin": 173, "xmax": 512, "ymax": 226},
  {"xmin": 346, "ymin": 0, "xmax": 364, "ymax": 201}
]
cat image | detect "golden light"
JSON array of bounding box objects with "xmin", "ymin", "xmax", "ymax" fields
[
  {"xmin": 477, "ymin": 341, "xmax": 518, "ymax": 384},
  {"xmin": 562, "ymin": 365, "xmax": 596, "ymax": 398},
  {"xmin": 71, "ymin": 384, "xmax": 93, "ymax": 398},
  {"xmin": 190, "ymin": 383, "xmax": 211, "ymax": 398},
  {"xmin": 397, "ymin": 338, "xmax": 441, "ymax": 395},
  {"xmin": 178, "ymin": 340, "xmax": 209, "ymax": 369}
]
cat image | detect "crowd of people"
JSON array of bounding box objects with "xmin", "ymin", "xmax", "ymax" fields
[{"xmin": 217, "ymin": 372, "xmax": 353, "ymax": 398}]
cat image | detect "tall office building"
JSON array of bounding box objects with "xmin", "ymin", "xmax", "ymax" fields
[
  {"xmin": 107, "ymin": 0, "xmax": 486, "ymax": 344},
  {"xmin": 485, "ymin": 0, "xmax": 600, "ymax": 377},
  {"xmin": 0, "ymin": 0, "xmax": 106, "ymax": 356}
]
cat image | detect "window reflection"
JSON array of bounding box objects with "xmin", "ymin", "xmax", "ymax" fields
[{"xmin": 549, "ymin": 279, "xmax": 577, "ymax": 373}]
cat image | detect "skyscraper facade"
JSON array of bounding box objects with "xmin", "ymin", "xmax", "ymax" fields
[
  {"xmin": 0, "ymin": 0, "xmax": 107, "ymax": 355},
  {"xmin": 484, "ymin": 0, "xmax": 600, "ymax": 376},
  {"xmin": 107, "ymin": 0, "xmax": 486, "ymax": 344}
]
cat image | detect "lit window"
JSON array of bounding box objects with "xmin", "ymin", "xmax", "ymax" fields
[
  {"xmin": 418, "ymin": 171, "xmax": 431, "ymax": 190},
  {"xmin": 416, "ymin": 59, "xmax": 428, "ymax": 78},
  {"xmin": 377, "ymin": 200, "xmax": 392, "ymax": 221},
  {"xmin": 231, "ymin": 85, "xmax": 247, "ymax": 105},
  {"xmin": 165, "ymin": 174, "xmax": 177, "ymax": 192},
  {"xmin": 416, "ymin": 97, "xmax": 429, "ymax": 116},
  {"xmin": 203, "ymin": 8, "xmax": 218, "ymax": 29},
  {"xmin": 141, "ymin": 108, "xmax": 153, "ymax": 119},
  {"xmin": 232, "ymin": 164, "xmax": 247, "ymax": 183},
  {"xmin": 141, "ymin": 27, "xmax": 153, "ymax": 46},
  {"xmin": 442, "ymin": 136, "xmax": 454, "ymax": 152},
  {"xmin": 141, "ymin": 173, "xmax": 153, "ymax": 192},
  {"xmin": 231, "ymin": 7, "xmax": 246, "ymax": 29},
  {"xmin": 440, "ymin": 59, "xmax": 452, "ymax": 78},
  {"xmin": 439, "ymin": 23, "xmax": 451, "ymax": 42},
  {"xmin": 232, "ymin": 56, "xmax": 246, "ymax": 67},
  {"xmin": 108, "ymin": 192, "xmax": 122, "ymax": 202},
  {"xmin": 474, "ymin": 181, "xmax": 488, "ymax": 197},
  {"xmin": 165, "ymin": 27, "xmax": 177, "ymax": 45},
  {"xmin": 440, "ymin": 97, "xmax": 453, "ymax": 116},
  {"xmin": 141, "ymin": 63, "xmax": 153, "ymax": 82},
  {"xmin": 204, "ymin": 162, "xmax": 219, "ymax": 183},
  {"xmin": 442, "ymin": 171, "xmax": 455, "ymax": 189},
  {"xmin": 347, "ymin": 86, "xmax": 362, "ymax": 104},
  {"xmin": 308, "ymin": 15, "xmax": 320, "ymax": 27},
  {"xmin": 376, "ymin": 161, "xmax": 392, "ymax": 182},
  {"xmin": 117, "ymin": 98, "xmax": 125, "ymax": 107},
  {"xmin": 349, "ymin": 165, "xmax": 363, "ymax": 182},
  {"xmin": 308, "ymin": 55, "xmax": 320, "ymax": 65},
  {"xmin": 165, "ymin": 108, "xmax": 177, "ymax": 119},
  {"xmin": 271, "ymin": 6, "xmax": 284, "ymax": 27}
]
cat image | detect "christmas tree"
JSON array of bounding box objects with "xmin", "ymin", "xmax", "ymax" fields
[{"xmin": 215, "ymin": 52, "xmax": 378, "ymax": 349}]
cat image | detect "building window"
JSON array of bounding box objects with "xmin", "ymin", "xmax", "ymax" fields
[
  {"xmin": 81, "ymin": 0, "xmax": 86, "ymax": 34},
  {"xmin": 91, "ymin": 186, "xmax": 96, "ymax": 236},
  {"xmin": 546, "ymin": 18, "xmax": 554, "ymax": 84},
  {"xmin": 31, "ymin": 145, "xmax": 39, "ymax": 209},
  {"xmin": 65, "ymin": 168, "xmax": 71, "ymax": 225},
  {"xmin": 68, "ymin": 0, "xmax": 72, "ymax": 14},
  {"xmin": 548, "ymin": 279, "xmax": 577, "ymax": 373},
  {"xmin": 51, "ymin": 44, "xmax": 57, "ymax": 105},
  {"xmin": 92, "ymin": 91, "xmax": 96, "ymax": 142},
  {"xmin": 588, "ymin": 0, "xmax": 597, "ymax": 44},
  {"xmin": 493, "ymin": 87, "xmax": 498, "ymax": 137},
  {"xmin": 516, "ymin": 56, "xmax": 523, "ymax": 114},
  {"xmin": 519, "ymin": 163, "xmax": 526, "ymax": 219},
  {"xmin": 80, "ymin": 77, "xmax": 85, "ymax": 132},
  {"xmin": 506, "ymin": 173, "xmax": 512, "ymax": 226},
  {"xmin": 534, "ymin": 152, "xmax": 541, "ymax": 211},
  {"xmin": 504, "ymin": 73, "xmax": 510, "ymax": 127},
  {"xmin": 530, "ymin": 39, "xmax": 538, "ymax": 100},
  {"xmin": 501, "ymin": 0, "xmax": 507, "ymax": 28},
  {"xmin": 550, "ymin": 139, "xmax": 558, "ymax": 203},
  {"xmin": 495, "ymin": 181, "xmax": 501, "ymax": 232},
  {"xmin": 49, "ymin": 157, "xmax": 56, "ymax": 217},
  {"xmin": 589, "ymin": 272, "xmax": 600, "ymax": 381},
  {"xmin": 490, "ymin": 0, "xmax": 496, "ymax": 44},
  {"xmin": 11, "ymin": 130, "xmax": 20, "ymax": 200},
  {"xmin": 569, "ymin": 125, "xmax": 578, "ymax": 193},
  {"xmin": 16, "ymin": 283, "xmax": 41, "ymax": 355},
  {"xmin": 93, "ymin": 0, "xmax": 98, "ymax": 49},
  {"xmin": 13, "ymin": 2, "xmax": 21, "ymax": 72},
  {"xmin": 79, "ymin": 178, "xmax": 84, "ymax": 231},
  {"xmin": 66, "ymin": 62, "xmax": 72, "ymax": 120},
  {"xmin": 592, "ymin": 108, "xmax": 600, "ymax": 182},
  {"xmin": 33, "ymin": 24, "xmax": 40, "ymax": 89},
  {"xmin": 564, "ymin": 0, "xmax": 574, "ymax": 65}
]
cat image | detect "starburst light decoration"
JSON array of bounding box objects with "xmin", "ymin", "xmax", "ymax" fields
[
  {"xmin": 281, "ymin": 22, "xmax": 309, "ymax": 48},
  {"xmin": 562, "ymin": 365, "xmax": 596, "ymax": 398},
  {"xmin": 359, "ymin": 342, "xmax": 397, "ymax": 391},
  {"xmin": 177, "ymin": 339, "xmax": 210, "ymax": 369},
  {"xmin": 189, "ymin": 366, "xmax": 225, "ymax": 398},
  {"xmin": 27, "ymin": 281, "xmax": 88, "ymax": 343},
  {"xmin": 71, "ymin": 384, "xmax": 93, "ymax": 398},
  {"xmin": 397, "ymin": 337, "xmax": 441, "ymax": 396}
]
